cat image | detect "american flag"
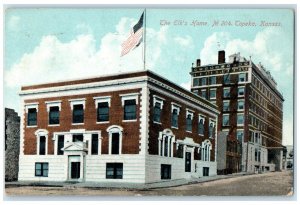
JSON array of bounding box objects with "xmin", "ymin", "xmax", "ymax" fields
[{"xmin": 121, "ymin": 12, "xmax": 144, "ymax": 57}]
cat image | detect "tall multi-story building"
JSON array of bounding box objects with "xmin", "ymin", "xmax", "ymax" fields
[
  {"xmin": 18, "ymin": 70, "xmax": 219, "ymax": 183},
  {"xmin": 190, "ymin": 50, "xmax": 284, "ymax": 174}
]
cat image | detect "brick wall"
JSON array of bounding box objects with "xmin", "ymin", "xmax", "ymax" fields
[
  {"xmin": 148, "ymin": 89, "xmax": 217, "ymax": 161},
  {"xmin": 23, "ymin": 88, "xmax": 142, "ymax": 155}
]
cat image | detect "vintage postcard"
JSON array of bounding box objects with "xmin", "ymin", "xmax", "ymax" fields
[{"xmin": 3, "ymin": 6, "xmax": 294, "ymax": 199}]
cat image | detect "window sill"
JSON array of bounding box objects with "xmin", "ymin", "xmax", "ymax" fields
[
  {"xmin": 96, "ymin": 121, "xmax": 109, "ymax": 124},
  {"xmin": 122, "ymin": 119, "xmax": 137, "ymax": 122},
  {"xmin": 198, "ymin": 134, "xmax": 204, "ymax": 136},
  {"xmin": 153, "ymin": 121, "xmax": 162, "ymax": 125},
  {"xmin": 26, "ymin": 125, "xmax": 37, "ymax": 128},
  {"xmin": 186, "ymin": 130, "xmax": 192, "ymax": 133},
  {"xmin": 171, "ymin": 126, "xmax": 178, "ymax": 129},
  {"xmin": 72, "ymin": 123, "xmax": 84, "ymax": 125},
  {"xmin": 48, "ymin": 124, "xmax": 60, "ymax": 127}
]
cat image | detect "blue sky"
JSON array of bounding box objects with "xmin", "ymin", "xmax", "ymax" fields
[{"xmin": 4, "ymin": 8, "xmax": 294, "ymax": 145}]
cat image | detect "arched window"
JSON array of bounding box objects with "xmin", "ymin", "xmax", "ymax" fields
[
  {"xmin": 35, "ymin": 129, "xmax": 48, "ymax": 155},
  {"xmin": 158, "ymin": 129, "xmax": 175, "ymax": 157},
  {"xmin": 201, "ymin": 140, "xmax": 212, "ymax": 162},
  {"xmin": 107, "ymin": 125, "xmax": 123, "ymax": 155}
]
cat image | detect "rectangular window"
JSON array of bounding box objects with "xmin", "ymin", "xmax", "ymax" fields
[
  {"xmin": 57, "ymin": 135, "xmax": 64, "ymax": 155},
  {"xmin": 223, "ymin": 115, "xmax": 229, "ymax": 126},
  {"xmin": 176, "ymin": 145, "xmax": 183, "ymax": 158},
  {"xmin": 171, "ymin": 109, "xmax": 179, "ymax": 128},
  {"xmin": 209, "ymin": 121, "xmax": 215, "ymax": 138},
  {"xmin": 223, "ymin": 88, "xmax": 230, "ymax": 98},
  {"xmin": 237, "ymin": 114, "xmax": 244, "ymax": 125},
  {"xmin": 255, "ymin": 149, "xmax": 258, "ymax": 161},
  {"xmin": 161, "ymin": 164, "xmax": 171, "ymax": 179},
  {"xmin": 73, "ymin": 104, "xmax": 84, "ymax": 123},
  {"xmin": 124, "ymin": 99, "xmax": 136, "ymax": 120},
  {"xmin": 198, "ymin": 118, "xmax": 205, "ymax": 135},
  {"xmin": 49, "ymin": 106, "xmax": 59, "ymax": 125},
  {"xmin": 97, "ymin": 102, "xmax": 109, "ymax": 122},
  {"xmin": 236, "ymin": 131, "xmax": 244, "ymax": 142},
  {"xmin": 223, "ymin": 74, "xmax": 230, "ymax": 84},
  {"xmin": 91, "ymin": 134, "xmax": 98, "ymax": 155},
  {"xmin": 186, "ymin": 114, "xmax": 192, "ymax": 132},
  {"xmin": 35, "ymin": 162, "xmax": 48, "ymax": 177},
  {"xmin": 203, "ymin": 167, "xmax": 209, "ymax": 176},
  {"xmin": 201, "ymin": 89, "xmax": 207, "ymax": 99},
  {"xmin": 210, "ymin": 76, "xmax": 216, "ymax": 85},
  {"xmin": 185, "ymin": 152, "xmax": 191, "ymax": 172},
  {"xmin": 73, "ymin": 134, "xmax": 83, "ymax": 142},
  {"xmin": 111, "ymin": 133, "xmax": 120, "ymax": 155},
  {"xmin": 238, "ymin": 87, "xmax": 245, "ymax": 96},
  {"xmin": 209, "ymin": 89, "xmax": 216, "ymax": 99},
  {"xmin": 238, "ymin": 100, "xmax": 245, "ymax": 110},
  {"xmin": 27, "ymin": 108, "xmax": 37, "ymax": 126},
  {"xmin": 223, "ymin": 101, "xmax": 230, "ymax": 111},
  {"xmin": 39, "ymin": 136, "xmax": 46, "ymax": 155},
  {"xmin": 106, "ymin": 163, "xmax": 123, "ymax": 179},
  {"xmin": 200, "ymin": 77, "xmax": 207, "ymax": 86},
  {"xmin": 193, "ymin": 78, "xmax": 199, "ymax": 86},
  {"xmin": 239, "ymin": 73, "xmax": 246, "ymax": 82},
  {"xmin": 153, "ymin": 102, "xmax": 162, "ymax": 123}
]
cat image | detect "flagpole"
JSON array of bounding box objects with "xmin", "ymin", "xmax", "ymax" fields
[{"xmin": 143, "ymin": 9, "xmax": 146, "ymax": 70}]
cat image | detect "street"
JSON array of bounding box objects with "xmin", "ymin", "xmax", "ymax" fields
[{"xmin": 5, "ymin": 170, "xmax": 293, "ymax": 197}]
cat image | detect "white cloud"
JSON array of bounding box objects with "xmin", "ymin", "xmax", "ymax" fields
[
  {"xmin": 174, "ymin": 35, "xmax": 193, "ymax": 48},
  {"xmin": 8, "ymin": 15, "xmax": 20, "ymax": 31},
  {"xmin": 180, "ymin": 80, "xmax": 191, "ymax": 91},
  {"xmin": 5, "ymin": 17, "xmax": 167, "ymax": 88}
]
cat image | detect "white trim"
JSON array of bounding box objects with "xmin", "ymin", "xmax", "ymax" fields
[
  {"xmin": 93, "ymin": 96, "xmax": 111, "ymax": 108},
  {"xmin": 107, "ymin": 125, "xmax": 123, "ymax": 155},
  {"xmin": 96, "ymin": 121, "xmax": 109, "ymax": 124},
  {"xmin": 72, "ymin": 123, "xmax": 84, "ymax": 126},
  {"xmin": 45, "ymin": 101, "xmax": 62, "ymax": 112},
  {"xmin": 158, "ymin": 129, "xmax": 175, "ymax": 157},
  {"xmin": 69, "ymin": 98, "xmax": 86, "ymax": 110},
  {"xmin": 186, "ymin": 110, "xmax": 194, "ymax": 120},
  {"xmin": 148, "ymin": 84, "xmax": 218, "ymax": 117},
  {"xmin": 35, "ymin": 129, "xmax": 49, "ymax": 156},
  {"xmin": 153, "ymin": 96, "xmax": 164, "ymax": 109},
  {"xmin": 122, "ymin": 119, "xmax": 137, "ymax": 122},
  {"xmin": 171, "ymin": 103, "xmax": 181, "ymax": 114},
  {"xmin": 25, "ymin": 103, "xmax": 38, "ymax": 113},
  {"xmin": 121, "ymin": 93, "xmax": 139, "ymax": 106},
  {"xmin": 198, "ymin": 115, "xmax": 206, "ymax": 123},
  {"xmin": 153, "ymin": 95, "xmax": 165, "ymax": 101}
]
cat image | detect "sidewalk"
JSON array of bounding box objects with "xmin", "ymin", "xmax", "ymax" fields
[{"xmin": 6, "ymin": 172, "xmax": 254, "ymax": 190}]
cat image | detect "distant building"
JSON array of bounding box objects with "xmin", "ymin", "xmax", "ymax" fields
[
  {"xmin": 18, "ymin": 70, "xmax": 219, "ymax": 183},
  {"xmin": 283, "ymin": 145, "xmax": 293, "ymax": 169},
  {"xmin": 190, "ymin": 50, "xmax": 284, "ymax": 174},
  {"xmin": 5, "ymin": 108, "xmax": 20, "ymax": 181}
]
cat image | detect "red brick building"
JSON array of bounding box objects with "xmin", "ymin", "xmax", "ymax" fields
[
  {"xmin": 190, "ymin": 51, "xmax": 284, "ymax": 174},
  {"xmin": 18, "ymin": 70, "xmax": 219, "ymax": 183}
]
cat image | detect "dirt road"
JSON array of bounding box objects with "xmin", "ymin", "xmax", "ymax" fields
[{"xmin": 5, "ymin": 170, "xmax": 293, "ymax": 197}]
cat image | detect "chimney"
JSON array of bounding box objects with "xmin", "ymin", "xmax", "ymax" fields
[
  {"xmin": 196, "ymin": 59, "xmax": 201, "ymax": 67},
  {"xmin": 218, "ymin": 50, "xmax": 225, "ymax": 64}
]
